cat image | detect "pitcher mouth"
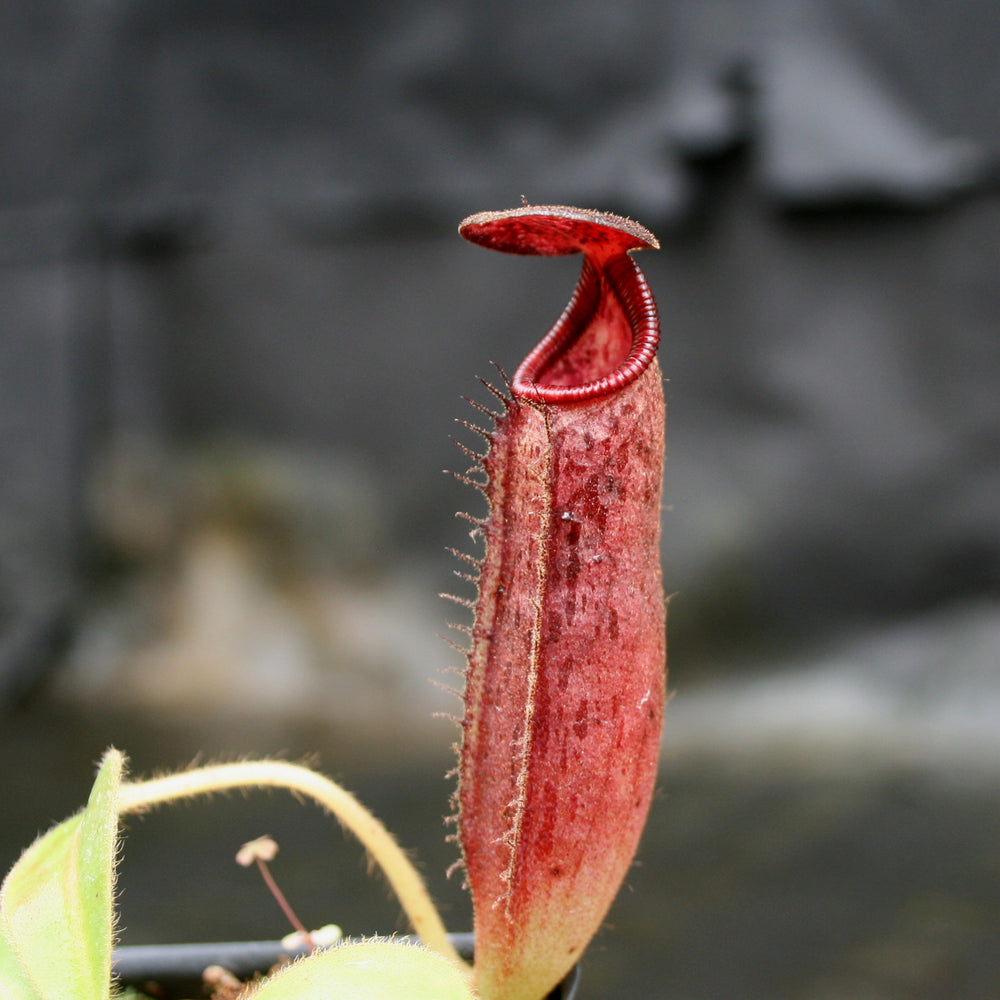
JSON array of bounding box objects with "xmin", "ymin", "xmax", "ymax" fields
[
  {"xmin": 459, "ymin": 205, "xmax": 660, "ymax": 405},
  {"xmin": 511, "ymin": 252, "xmax": 659, "ymax": 404}
]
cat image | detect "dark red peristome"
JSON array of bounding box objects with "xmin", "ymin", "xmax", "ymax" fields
[{"xmin": 455, "ymin": 206, "xmax": 667, "ymax": 1000}]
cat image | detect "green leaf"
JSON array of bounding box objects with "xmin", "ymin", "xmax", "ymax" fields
[
  {"xmin": 246, "ymin": 941, "xmax": 477, "ymax": 1000},
  {"xmin": 0, "ymin": 927, "xmax": 37, "ymax": 1000},
  {"xmin": 0, "ymin": 749, "xmax": 124, "ymax": 1000}
]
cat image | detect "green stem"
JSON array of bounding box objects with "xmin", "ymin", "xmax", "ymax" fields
[{"xmin": 118, "ymin": 760, "xmax": 465, "ymax": 972}]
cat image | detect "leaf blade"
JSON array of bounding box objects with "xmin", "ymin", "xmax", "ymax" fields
[
  {"xmin": 0, "ymin": 750, "xmax": 123, "ymax": 1000},
  {"xmin": 247, "ymin": 941, "xmax": 476, "ymax": 1000}
]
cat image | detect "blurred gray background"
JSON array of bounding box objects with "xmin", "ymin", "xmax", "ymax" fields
[{"xmin": 2, "ymin": 2, "xmax": 999, "ymax": 998}]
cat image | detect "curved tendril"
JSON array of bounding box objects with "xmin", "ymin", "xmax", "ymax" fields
[{"xmin": 119, "ymin": 760, "xmax": 466, "ymax": 974}]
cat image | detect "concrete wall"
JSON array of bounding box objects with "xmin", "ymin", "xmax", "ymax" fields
[{"xmin": 2, "ymin": 0, "xmax": 999, "ymax": 699}]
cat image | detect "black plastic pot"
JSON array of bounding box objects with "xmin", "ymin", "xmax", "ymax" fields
[{"xmin": 113, "ymin": 932, "xmax": 580, "ymax": 999}]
